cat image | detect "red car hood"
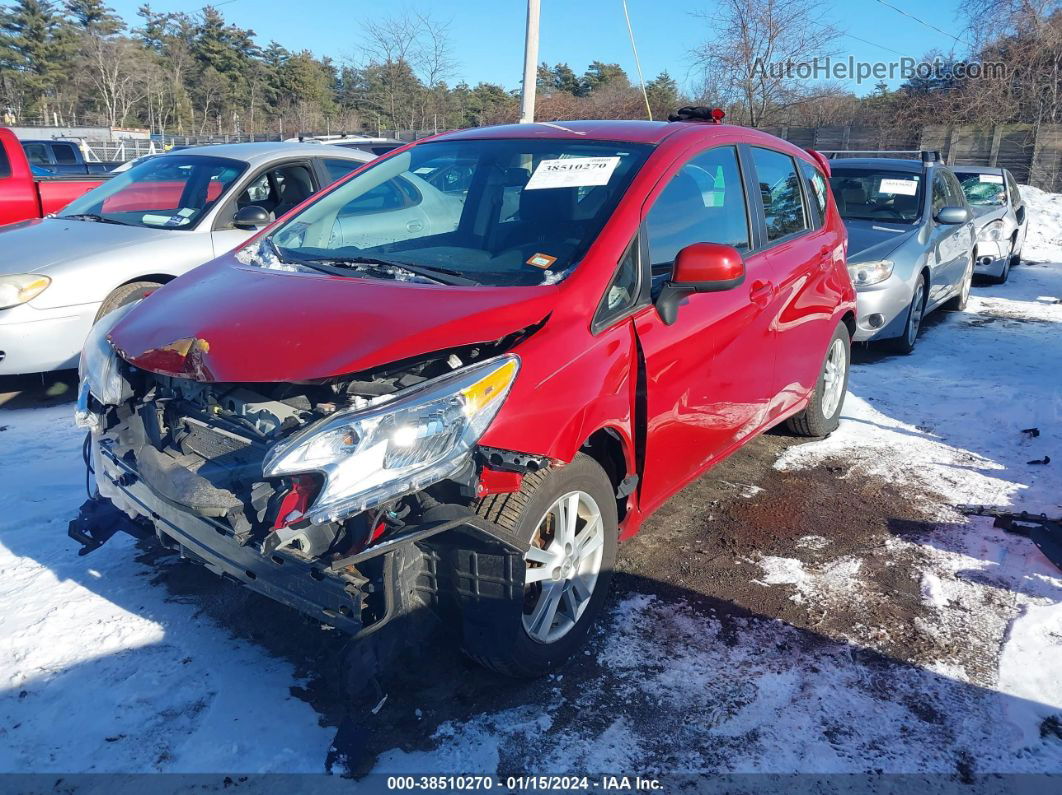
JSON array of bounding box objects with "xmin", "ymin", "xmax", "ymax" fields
[{"xmin": 109, "ymin": 260, "xmax": 558, "ymax": 383}]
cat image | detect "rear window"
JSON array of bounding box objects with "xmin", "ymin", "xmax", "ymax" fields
[{"xmin": 829, "ymin": 168, "xmax": 923, "ymax": 223}]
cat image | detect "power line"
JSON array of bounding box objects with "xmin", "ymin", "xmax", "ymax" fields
[
  {"xmin": 871, "ymin": 0, "xmax": 968, "ymax": 47},
  {"xmin": 842, "ymin": 32, "xmax": 907, "ymax": 58}
]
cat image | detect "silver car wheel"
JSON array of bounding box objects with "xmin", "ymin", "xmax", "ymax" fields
[
  {"xmin": 907, "ymin": 279, "xmax": 925, "ymax": 346},
  {"xmin": 522, "ymin": 490, "xmax": 605, "ymax": 644},
  {"xmin": 821, "ymin": 337, "xmax": 847, "ymax": 420}
]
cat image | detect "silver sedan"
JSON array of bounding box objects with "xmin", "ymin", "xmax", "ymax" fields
[
  {"xmin": 952, "ymin": 166, "xmax": 1028, "ymax": 284},
  {"xmin": 830, "ymin": 158, "xmax": 976, "ymax": 354},
  {"xmin": 0, "ymin": 142, "xmax": 373, "ymax": 375}
]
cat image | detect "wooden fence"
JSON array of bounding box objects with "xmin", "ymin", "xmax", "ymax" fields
[{"xmin": 762, "ymin": 124, "xmax": 1062, "ymax": 190}]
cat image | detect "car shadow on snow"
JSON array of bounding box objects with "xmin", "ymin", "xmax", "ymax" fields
[{"xmin": 1, "ymin": 520, "xmax": 1060, "ymax": 777}]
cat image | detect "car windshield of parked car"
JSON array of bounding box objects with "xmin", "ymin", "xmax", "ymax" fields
[
  {"xmin": 60, "ymin": 155, "xmax": 245, "ymax": 229},
  {"xmin": 954, "ymin": 171, "xmax": 1007, "ymax": 207},
  {"xmin": 268, "ymin": 139, "xmax": 651, "ymax": 286},
  {"xmin": 828, "ymin": 168, "xmax": 923, "ymax": 223}
]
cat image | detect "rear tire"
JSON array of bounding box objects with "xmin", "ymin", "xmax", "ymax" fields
[
  {"xmin": 785, "ymin": 321, "xmax": 850, "ymax": 438},
  {"xmin": 462, "ymin": 454, "xmax": 618, "ymax": 678},
  {"xmin": 887, "ymin": 273, "xmax": 927, "ymax": 355},
  {"xmin": 94, "ymin": 281, "xmax": 161, "ymax": 323}
]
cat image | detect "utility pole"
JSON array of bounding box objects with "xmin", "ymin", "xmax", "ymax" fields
[{"xmin": 519, "ymin": 0, "xmax": 541, "ymax": 124}]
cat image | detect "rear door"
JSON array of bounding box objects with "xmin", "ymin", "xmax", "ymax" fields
[
  {"xmin": 747, "ymin": 147, "xmax": 844, "ymax": 419},
  {"xmin": 632, "ymin": 144, "xmax": 781, "ymax": 513}
]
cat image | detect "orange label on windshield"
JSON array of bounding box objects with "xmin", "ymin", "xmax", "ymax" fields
[{"xmin": 527, "ymin": 253, "xmax": 557, "ymax": 269}]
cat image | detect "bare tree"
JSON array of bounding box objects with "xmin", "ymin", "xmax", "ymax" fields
[{"xmin": 691, "ymin": 0, "xmax": 841, "ymax": 127}]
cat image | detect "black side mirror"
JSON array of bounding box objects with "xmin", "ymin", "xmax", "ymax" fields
[
  {"xmin": 233, "ymin": 205, "xmax": 271, "ymax": 230},
  {"xmin": 935, "ymin": 206, "xmax": 970, "ymax": 224}
]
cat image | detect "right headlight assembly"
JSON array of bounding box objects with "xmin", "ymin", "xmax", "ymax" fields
[
  {"xmin": 263, "ymin": 354, "xmax": 520, "ymax": 524},
  {"xmin": 847, "ymin": 259, "xmax": 894, "ymax": 287},
  {"xmin": 0, "ymin": 274, "xmax": 51, "ymax": 310}
]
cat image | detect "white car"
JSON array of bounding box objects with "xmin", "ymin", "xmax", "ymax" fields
[
  {"xmin": 953, "ymin": 166, "xmax": 1028, "ymax": 284},
  {"xmin": 0, "ymin": 143, "xmax": 372, "ymax": 375}
]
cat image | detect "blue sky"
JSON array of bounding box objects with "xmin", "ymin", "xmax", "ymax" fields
[{"xmin": 107, "ymin": 0, "xmax": 972, "ymax": 97}]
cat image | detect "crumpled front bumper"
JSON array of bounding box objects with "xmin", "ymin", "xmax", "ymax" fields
[{"xmin": 79, "ymin": 434, "xmax": 528, "ymax": 637}]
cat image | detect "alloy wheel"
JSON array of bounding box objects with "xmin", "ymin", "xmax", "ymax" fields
[
  {"xmin": 821, "ymin": 338, "xmax": 847, "ymax": 420},
  {"xmin": 522, "ymin": 490, "xmax": 605, "ymax": 644}
]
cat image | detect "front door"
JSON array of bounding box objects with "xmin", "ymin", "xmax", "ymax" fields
[{"xmin": 632, "ymin": 145, "xmax": 781, "ymax": 513}]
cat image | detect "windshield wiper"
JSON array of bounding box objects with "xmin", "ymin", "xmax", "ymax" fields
[
  {"xmin": 301, "ymin": 255, "xmax": 479, "ymax": 286},
  {"xmin": 61, "ymin": 213, "xmax": 131, "ymax": 226}
]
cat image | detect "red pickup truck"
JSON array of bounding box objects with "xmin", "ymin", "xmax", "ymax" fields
[{"xmin": 0, "ymin": 128, "xmax": 108, "ymax": 226}]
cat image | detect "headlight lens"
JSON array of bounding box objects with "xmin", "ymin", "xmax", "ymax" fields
[
  {"xmin": 264, "ymin": 354, "xmax": 520, "ymax": 523},
  {"xmin": 0, "ymin": 274, "xmax": 51, "ymax": 310},
  {"xmin": 75, "ymin": 303, "xmax": 137, "ymax": 427},
  {"xmin": 978, "ymin": 219, "xmax": 1005, "ymax": 242},
  {"xmin": 847, "ymin": 259, "xmax": 894, "ymax": 287}
]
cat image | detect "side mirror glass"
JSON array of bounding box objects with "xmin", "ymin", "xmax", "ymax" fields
[
  {"xmin": 657, "ymin": 243, "xmax": 746, "ymax": 325},
  {"xmin": 935, "ymin": 206, "xmax": 970, "ymax": 224},
  {"xmin": 233, "ymin": 204, "xmax": 271, "ymax": 230}
]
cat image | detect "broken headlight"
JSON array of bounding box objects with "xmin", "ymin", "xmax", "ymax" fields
[
  {"xmin": 75, "ymin": 302, "xmax": 137, "ymax": 427},
  {"xmin": 263, "ymin": 355, "xmax": 520, "ymax": 523}
]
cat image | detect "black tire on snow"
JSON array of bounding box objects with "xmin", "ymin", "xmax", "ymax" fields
[
  {"xmin": 461, "ymin": 453, "xmax": 618, "ymax": 678},
  {"xmin": 785, "ymin": 321, "xmax": 851, "ymax": 438}
]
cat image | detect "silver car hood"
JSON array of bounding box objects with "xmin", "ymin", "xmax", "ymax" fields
[
  {"xmin": 0, "ymin": 218, "xmax": 181, "ymax": 275},
  {"xmin": 845, "ymin": 219, "xmax": 918, "ymax": 262}
]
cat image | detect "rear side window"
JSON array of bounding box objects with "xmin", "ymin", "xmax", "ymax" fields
[
  {"xmin": 23, "ymin": 143, "xmax": 49, "ymax": 165},
  {"xmin": 645, "ymin": 145, "xmax": 750, "ymax": 273},
  {"xmin": 800, "ymin": 161, "xmax": 828, "ymax": 226},
  {"xmin": 751, "ymin": 147, "xmax": 808, "ymax": 242},
  {"xmin": 0, "ymin": 144, "xmax": 10, "ymax": 178},
  {"xmin": 322, "ymin": 158, "xmax": 362, "ymax": 184},
  {"xmin": 52, "ymin": 143, "xmax": 78, "ymax": 165}
]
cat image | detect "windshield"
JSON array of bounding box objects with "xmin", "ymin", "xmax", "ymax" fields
[
  {"xmin": 954, "ymin": 171, "xmax": 1007, "ymax": 207},
  {"xmin": 268, "ymin": 139, "xmax": 651, "ymax": 286},
  {"xmin": 61, "ymin": 155, "xmax": 245, "ymax": 229},
  {"xmin": 829, "ymin": 168, "xmax": 923, "ymax": 223}
]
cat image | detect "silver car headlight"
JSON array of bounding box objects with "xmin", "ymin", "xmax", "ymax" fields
[
  {"xmin": 75, "ymin": 303, "xmax": 138, "ymax": 428},
  {"xmin": 264, "ymin": 354, "xmax": 520, "ymax": 523},
  {"xmin": 0, "ymin": 274, "xmax": 51, "ymax": 310},
  {"xmin": 847, "ymin": 259, "xmax": 894, "ymax": 287},
  {"xmin": 978, "ymin": 219, "xmax": 1005, "ymax": 242}
]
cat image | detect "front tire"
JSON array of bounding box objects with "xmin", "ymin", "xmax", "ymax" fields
[
  {"xmin": 887, "ymin": 273, "xmax": 927, "ymax": 355},
  {"xmin": 94, "ymin": 280, "xmax": 161, "ymax": 323},
  {"xmin": 464, "ymin": 454, "xmax": 618, "ymax": 678},
  {"xmin": 785, "ymin": 321, "xmax": 850, "ymax": 437}
]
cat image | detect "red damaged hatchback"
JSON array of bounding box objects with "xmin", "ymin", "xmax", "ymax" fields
[{"xmin": 72, "ymin": 115, "xmax": 855, "ymax": 677}]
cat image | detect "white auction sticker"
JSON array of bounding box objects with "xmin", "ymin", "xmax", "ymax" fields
[
  {"xmin": 979, "ymin": 174, "xmax": 1004, "ymax": 184},
  {"xmin": 525, "ymin": 156, "xmax": 620, "ymax": 190},
  {"xmin": 878, "ymin": 178, "xmax": 918, "ymax": 196}
]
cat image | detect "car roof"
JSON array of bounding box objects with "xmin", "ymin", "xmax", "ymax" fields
[
  {"xmin": 155, "ymin": 141, "xmax": 374, "ymax": 165},
  {"xmin": 829, "ymin": 157, "xmax": 925, "ymax": 173},
  {"xmin": 434, "ymin": 120, "xmax": 683, "ymax": 145},
  {"xmin": 949, "ymin": 164, "xmax": 1005, "ymax": 175}
]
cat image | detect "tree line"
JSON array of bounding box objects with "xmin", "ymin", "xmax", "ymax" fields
[{"xmin": 0, "ymin": 0, "xmax": 1059, "ymax": 139}]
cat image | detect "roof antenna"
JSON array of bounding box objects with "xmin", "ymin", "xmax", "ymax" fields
[{"xmin": 621, "ymin": 0, "xmax": 653, "ymax": 121}]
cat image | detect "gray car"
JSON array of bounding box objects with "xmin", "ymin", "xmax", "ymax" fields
[
  {"xmin": 829, "ymin": 156, "xmax": 976, "ymax": 354},
  {"xmin": 0, "ymin": 142, "xmax": 373, "ymax": 375},
  {"xmin": 951, "ymin": 165, "xmax": 1028, "ymax": 284}
]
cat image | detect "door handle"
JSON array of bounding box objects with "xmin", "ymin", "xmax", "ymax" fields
[{"xmin": 750, "ymin": 279, "xmax": 774, "ymax": 306}]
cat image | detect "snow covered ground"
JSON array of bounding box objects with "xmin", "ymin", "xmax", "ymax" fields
[{"xmin": 0, "ymin": 189, "xmax": 1060, "ymax": 776}]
